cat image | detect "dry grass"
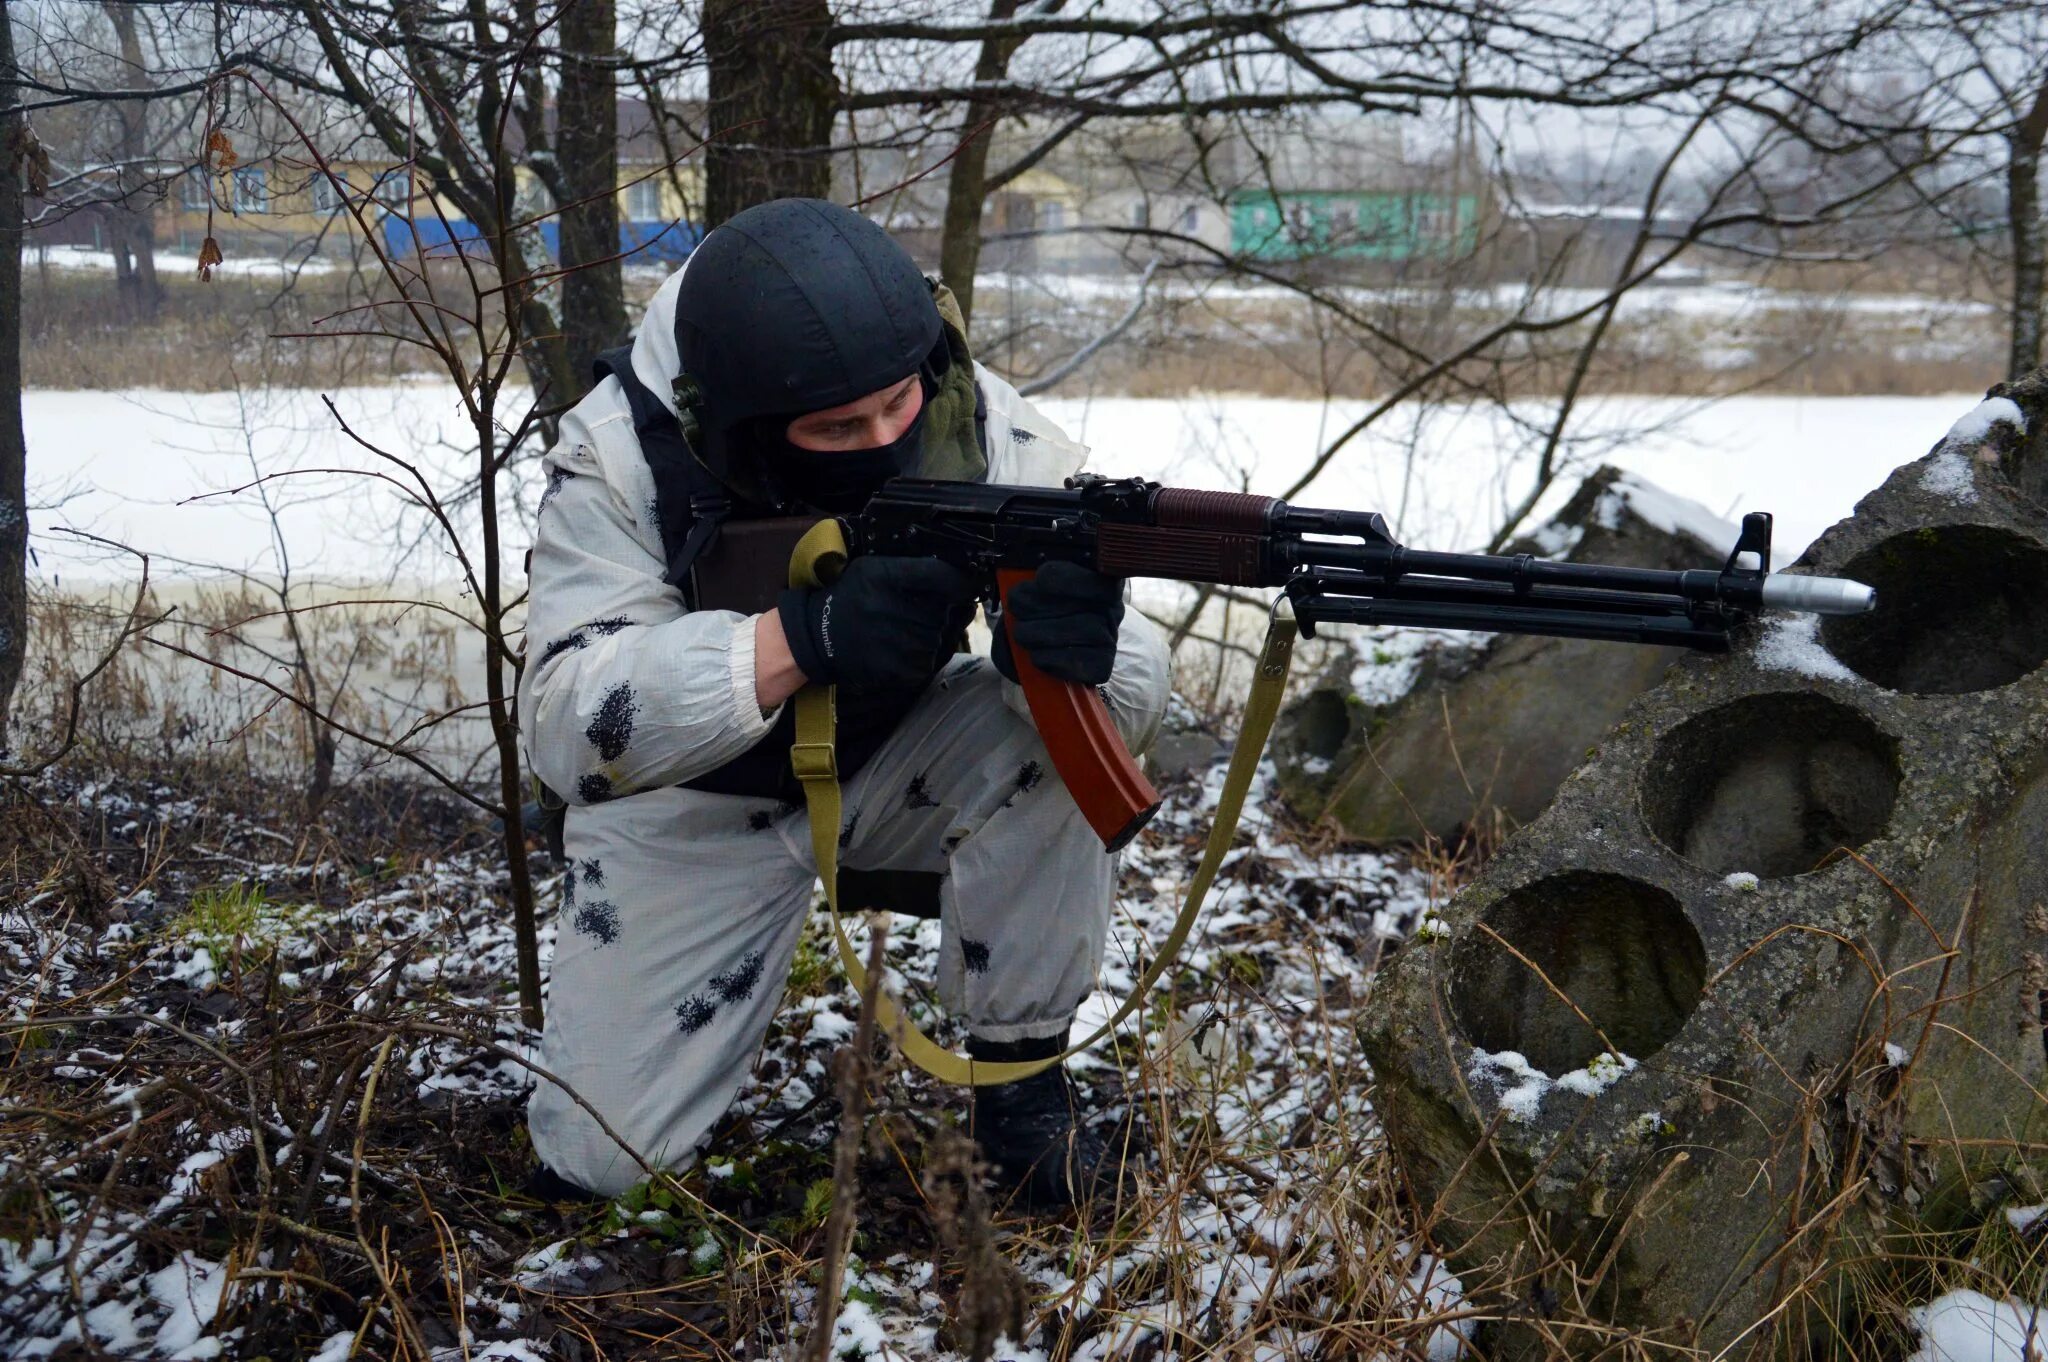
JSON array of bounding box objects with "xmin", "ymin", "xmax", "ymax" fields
[
  {"xmin": 25, "ymin": 251, "xmax": 2006, "ymax": 400},
  {"xmin": 978, "ymin": 284, "xmax": 2003, "ymax": 403}
]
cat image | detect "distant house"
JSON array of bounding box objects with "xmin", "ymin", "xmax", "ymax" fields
[
  {"xmin": 942, "ymin": 110, "xmax": 1481, "ymax": 277},
  {"xmin": 1230, "ymin": 186, "xmax": 1482, "ymax": 263},
  {"xmin": 962, "ymin": 127, "xmax": 1237, "ymax": 275},
  {"xmin": 145, "ymin": 97, "xmax": 704, "ymax": 268},
  {"xmin": 155, "ymin": 156, "xmax": 419, "ymax": 256}
]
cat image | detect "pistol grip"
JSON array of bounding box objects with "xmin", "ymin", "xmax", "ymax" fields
[{"xmin": 996, "ymin": 567, "xmax": 1162, "ymax": 851}]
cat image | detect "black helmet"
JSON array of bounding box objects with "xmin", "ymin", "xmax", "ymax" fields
[{"xmin": 671, "ymin": 198, "xmax": 944, "ymax": 509}]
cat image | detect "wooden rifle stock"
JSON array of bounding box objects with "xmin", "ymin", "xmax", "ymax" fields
[{"xmin": 995, "ymin": 567, "xmax": 1161, "ymax": 852}]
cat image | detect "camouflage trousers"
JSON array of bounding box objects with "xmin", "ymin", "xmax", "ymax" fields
[{"xmin": 526, "ymin": 655, "xmax": 1117, "ymax": 1196}]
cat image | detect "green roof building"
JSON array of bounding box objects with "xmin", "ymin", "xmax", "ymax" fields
[{"xmin": 1230, "ymin": 188, "xmax": 1481, "ymax": 263}]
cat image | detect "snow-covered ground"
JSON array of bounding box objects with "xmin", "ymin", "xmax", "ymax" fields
[
  {"xmin": 7, "ymin": 756, "xmax": 2037, "ymax": 1359},
  {"xmin": 0, "ymin": 746, "xmax": 1463, "ymax": 1360}
]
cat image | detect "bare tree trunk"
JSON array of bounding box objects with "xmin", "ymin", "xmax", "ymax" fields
[
  {"xmin": 703, "ymin": 0, "xmax": 834, "ymax": 226},
  {"xmin": 2007, "ymin": 78, "xmax": 2048, "ymax": 381},
  {"xmin": 475, "ymin": 395, "xmax": 542, "ymax": 1028},
  {"xmin": 936, "ymin": 0, "xmax": 1027, "ymax": 335},
  {"xmin": 0, "ymin": 0, "xmax": 24, "ymax": 750},
  {"xmin": 556, "ymin": 0, "xmax": 624, "ymax": 388},
  {"xmin": 103, "ymin": 2, "xmax": 161, "ymax": 321}
]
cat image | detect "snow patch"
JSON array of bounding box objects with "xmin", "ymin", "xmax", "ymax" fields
[
  {"xmin": 1922, "ymin": 395, "xmax": 2026, "ymax": 504},
  {"xmin": 1594, "ymin": 471, "xmax": 1742, "ymax": 554},
  {"xmin": 827, "ymin": 1298, "xmax": 890, "ymax": 1358},
  {"xmin": 2004, "ymin": 1203, "xmax": 2045, "ymax": 1235},
  {"xmin": 1919, "ymin": 448, "xmax": 1979, "ymax": 504},
  {"xmin": 1404, "ymin": 1253, "xmax": 1475, "ymax": 1360},
  {"xmin": 1943, "ymin": 395, "xmax": 2026, "ymax": 447},
  {"xmin": 84, "ymin": 1299, "xmax": 144, "ymax": 1352},
  {"xmin": 436, "ymin": 1343, "xmax": 552, "ymax": 1361},
  {"xmin": 1468, "ymin": 1048, "xmax": 1637, "ymax": 1123},
  {"xmin": 1907, "ymin": 1290, "xmax": 2045, "ymax": 1362},
  {"xmin": 146, "ymin": 1253, "xmax": 229, "ymax": 1359},
  {"xmin": 309, "ymin": 1332, "xmax": 360, "ymax": 1362},
  {"xmin": 1722, "ymin": 871, "xmax": 1760, "ymax": 891},
  {"xmin": 1529, "ymin": 519, "xmax": 1585, "ymax": 559},
  {"xmin": 1754, "ymin": 612, "xmax": 1859, "ymax": 683},
  {"xmin": 513, "ymin": 1238, "xmax": 603, "ymax": 1290}
]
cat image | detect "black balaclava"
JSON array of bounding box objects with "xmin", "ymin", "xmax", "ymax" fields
[
  {"xmin": 738, "ymin": 366, "xmax": 942, "ymax": 514},
  {"xmin": 669, "ymin": 198, "xmax": 948, "ymax": 513}
]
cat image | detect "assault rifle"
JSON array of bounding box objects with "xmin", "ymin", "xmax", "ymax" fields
[{"xmin": 826, "ymin": 474, "xmax": 1876, "ymax": 851}]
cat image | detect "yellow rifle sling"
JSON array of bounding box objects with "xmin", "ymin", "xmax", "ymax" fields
[{"xmin": 787, "ymin": 520, "xmax": 1296, "ymax": 1086}]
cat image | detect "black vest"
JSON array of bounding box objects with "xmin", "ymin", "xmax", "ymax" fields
[{"xmin": 588, "ymin": 345, "xmax": 968, "ymax": 804}]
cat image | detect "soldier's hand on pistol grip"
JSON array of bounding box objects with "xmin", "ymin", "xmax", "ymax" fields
[
  {"xmin": 776, "ymin": 557, "xmax": 979, "ymax": 691},
  {"xmin": 993, "ymin": 560, "xmax": 1127, "ymax": 687}
]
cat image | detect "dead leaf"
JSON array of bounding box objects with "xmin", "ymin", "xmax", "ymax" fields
[
  {"xmin": 197, "ymin": 236, "xmax": 223, "ymax": 282},
  {"xmin": 205, "ymin": 129, "xmax": 238, "ymax": 173},
  {"xmin": 21, "ymin": 127, "xmax": 49, "ymax": 198}
]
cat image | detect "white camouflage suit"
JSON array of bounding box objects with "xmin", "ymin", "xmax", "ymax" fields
[{"xmin": 519, "ymin": 268, "xmax": 1171, "ymax": 1195}]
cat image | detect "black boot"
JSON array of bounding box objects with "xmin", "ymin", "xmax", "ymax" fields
[
  {"xmin": 526, "ymin": 1163, "xmax": 600, "ymax": 1205},
  {"xmin": 968, "ymin": 1029, "xmax": 1124, "ymax": 1211}
]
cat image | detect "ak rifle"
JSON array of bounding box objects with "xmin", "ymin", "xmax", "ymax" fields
[{"xmin": 835, "ymin": 473, "xmax": 1877, "ymax": 851}]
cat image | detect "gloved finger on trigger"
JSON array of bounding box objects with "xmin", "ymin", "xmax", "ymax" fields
[{"xmin": 1015, "ymin": 646, "xmax": 1114, "ymax": 686}]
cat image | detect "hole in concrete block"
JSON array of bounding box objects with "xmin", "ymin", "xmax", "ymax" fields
[
  {"xmin": 1450, "ymin": 872, "xmax": 1705, "ymax": 1074},
  {"xmin": 1287, "ymin": 688, "xmax": 1353, "ymax": 761},
  {"xmin": 1641, "ymin": 693, "xmax": 1898, "ymax": 879},
  {"xmin": 1820, "ymin": 526, "xmax": 2048, "ymax": 694}
]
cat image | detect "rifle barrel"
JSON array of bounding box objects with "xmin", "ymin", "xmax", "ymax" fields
[{"xmin": 1283, "ymin": 540, "xmax": 1873, "ymax": 616}]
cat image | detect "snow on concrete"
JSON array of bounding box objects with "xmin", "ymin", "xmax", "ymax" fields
[
  {"xmin": 1593, "ymin": 470, "xmax": 1741, "ymax": 553},
  {"xmin": 1943, "ymin": 395, "xmax": 2027, "ymax": 447},
  {"xmin": 1755, "ymin": 612, "xmax": 1860, "ymax": 684},
  {"xmin": 1906, "ymin": 1290, "xmax": 2046, "ymax": 1362},
  {"xmin": 1920, "ymin": 394, "xmax": 2026, "ymax": 505},
  {"xmin": 1467, "ymin": 1048, "xmax": 1638, "ymax": 1123},
  {"xmin": 1920, "ymin": 448, "xmax": 1980, "ymax": 504}
]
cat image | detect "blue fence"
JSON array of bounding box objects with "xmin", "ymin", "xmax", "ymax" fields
[{"xmin": 380, "ymin": 214, "xmax": 703, "ymax": 267}]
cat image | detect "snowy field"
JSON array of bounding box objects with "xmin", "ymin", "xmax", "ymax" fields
[{"xmin": 25, "ymin": 384, "xmax": 1983, "ymax": 582}]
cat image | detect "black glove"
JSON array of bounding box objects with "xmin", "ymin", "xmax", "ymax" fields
[
  {"xmin": 778, "ymin": 556, "xmax": 978, "ymax": 690},
  {"xmin": 992, "ymin": 560, "xmax": 1126, "ymax": 686}
]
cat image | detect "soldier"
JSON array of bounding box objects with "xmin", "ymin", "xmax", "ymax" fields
[{"xmin": 518, "ymin": 198, "xmax": 1169, "ymax": 1206}]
